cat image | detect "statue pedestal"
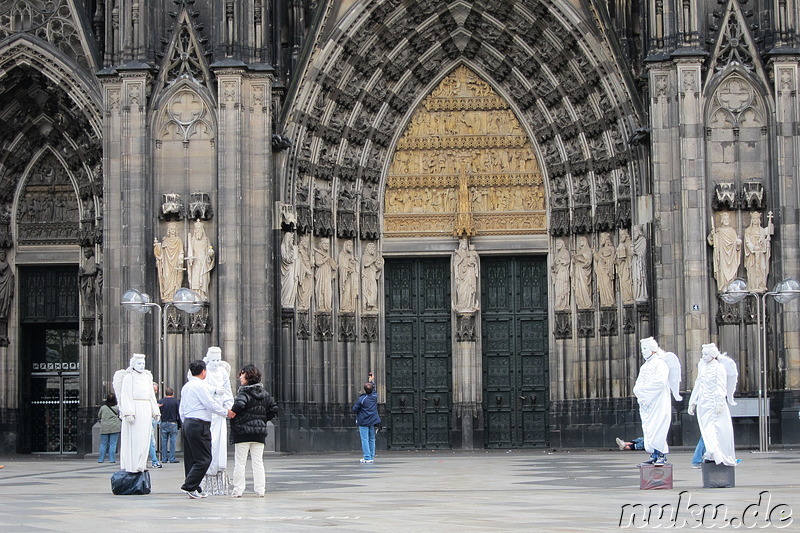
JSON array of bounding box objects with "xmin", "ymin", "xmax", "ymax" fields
[
  {"xmin": 639, "ymin": 464, "xmax": 673, "ymax": 490},
  {"xmin": 701, "ymin": 461, "xmax": 735, "ymax": 488}
]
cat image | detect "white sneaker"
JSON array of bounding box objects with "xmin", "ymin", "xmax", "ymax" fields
[{"xmin": 615, "ymin": 437, "xmax": 625, "ymax": 451}]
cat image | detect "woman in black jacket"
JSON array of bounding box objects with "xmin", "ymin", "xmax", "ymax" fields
[{"xmin": 230, "ymin": 364, "xmax": 278, "ymax": 497}]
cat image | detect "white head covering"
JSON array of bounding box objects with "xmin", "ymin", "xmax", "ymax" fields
[
  {"xmin": 640, "ymin": 337, "xmax": 659, "ymax": 359},
  {"xmin": 701, "ymin": 343, "xmax": 719, "ymax": 362},
  {"xmin": 129, "ymin": 353, "xmax": 146, "ymax": 366},
  {"xmin": 204, "ymin": 346, "xmax": 222, "ymax": 361}
]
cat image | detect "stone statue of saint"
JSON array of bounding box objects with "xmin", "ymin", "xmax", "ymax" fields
[
  {"xmin": 79, "ymin": 247, "xmax": 98, "ymax": 315},
  {"xmin": 361, "ymin": 242, "xmax": 384, "ymax": 312},
  {"xmin": 0, "ymin": 249, "xmax": 14, "ymax": 345},
  {"xmin": 594, "ymin": 232, "xmax": 616, "ymax": 308},
  {"xmin": 632, "ymin": 225, "xmax": 648, "ymax": 303},
  {"xmin": 616, "ymin": 229, "xmax": 634, "ymax": 305},
  {"xmin": 314, "ymin": 238, "xmax": 337, "ymax": 312},
  {"xmin": 280, "ymin": 232, "xmax": 298, "ymax": 308},
  {"xmin": 338, "ymin": 240, "xmax": 358, "ymax": 312},
  {"xmin": 186, "ymin": 220, "xmax": 215, "ymax": 301},
  {"xmin": 112, "ymin": 354, "xmax": 160, "ymax": 473},
  {"xmin": 453, "ymin": 238, "xmax": 479, "ymax": 313},
  {"xmin": 154, "ymin": 222, "xmax": 185, "ymax": 302},
  {"xmin": 707, "ymin": 212, "xmax": 742, "ymax": 293},
  {"xmin": 296, "ymin": 234, "xmax": 313, "ymax": 310},
  {"xmin": 743, "ymin": 211, "xmax": 773, "ymax": 293},
  {"xmin": 573, "ymin": 235, "xmax": 593, "ymax": 309},
  {"xmin": 552, "ymin": 238, "xmax": 571, "ymax": 311}
]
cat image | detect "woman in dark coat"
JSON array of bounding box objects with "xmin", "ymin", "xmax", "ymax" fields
[{"xmin": 229, "ymin": 364, "xmax": 278, "ymax": 497}]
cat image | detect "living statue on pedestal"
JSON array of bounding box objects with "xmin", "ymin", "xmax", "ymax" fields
[
  {"xmin": 633, "ymin": 337, "xmax": 682, "ymax": 466},
  {"xmin": 198, "ymin": 346, "xmax": 234, "ymax": 495},
  {"xmin": 688, "ymin": 343, "xmax": 738, "ymax": 467},
  {"xmin": 113, "ymin": 354, "xmax": 161, "ymax": 473}
]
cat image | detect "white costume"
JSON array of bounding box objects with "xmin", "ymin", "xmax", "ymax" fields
[
  {"xmin": 688, "ymin": 343, "xmax": 738, "ymax": 466},
  {"xmin": 633, "ymin": 337, "xmax": 682, "ymax": 462},
  {"xmin": 195, "ymin": 347, "xmax": 234, "ymax": 494},
  {"xmin": 113, "ymin": 354, "xmax": 160, "ymax": 473}
]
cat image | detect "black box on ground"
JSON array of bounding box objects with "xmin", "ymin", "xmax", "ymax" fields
[{"xmin": 701, "ymin": 461, "xmax": 735, "ymax": 488}]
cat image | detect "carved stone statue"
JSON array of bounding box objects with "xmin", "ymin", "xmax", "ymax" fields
[
  {"xmin": 296, "ymin": 234, "xmax": 313, "ymax": 310},
  {"xmin": 707, "ymin": 212, "xmax": 742, "ymax": 293},
  {"xmin": 361, "ymin": 242, "xmax": 384, "ymax": 312},
  {"xmin": 552, "ymin": 238, "xmax": 571, "ymax": 311},
  {"xmin": 154, "ymin": 222, "xmax": 185, "ymax": 302},
  {"xmin": 453, "ymin": 238, "xmax": 479, "ymax": 312},
  {"xmin": 743, "ymin": 211, "xmax": 773, "ymax": 293},
  {"xmin": 280, "ymin": 232, "xmax": 298, "ymax": 308},
  {"xmin": 632, "ymin": 225, "xmax": 648, "ymax": 303},
  {"xmin": 112, "ymin": 354, "xmax": 160, "ymax": 473},
  {"xmin": 616, "ymin": 229, "xmax": 634, "ymax": 305},
  {"xmin": 78, "ymin": 247, "xmax": 98, "ymax": 315},
  {"xmin": 594, "ymin": 232, "xmax": 616, "ymax": 308},
  {"xmin": 338, "ymin": 240, "xmax": 358, "ymax": 312},
  {"xmin": 186, "ymin": 220, "xmax": 215, "ymax": 301},
  {"xmin": 314, "ymin": 238, "xmax": 337, "ymax": 312},
  {"xmin": 0, "ymin": 249, "xmax": 15, "ymax": 345},
  {"xmin": 573, "ymin": 235, "xmax": 593, "ymax": 309}
]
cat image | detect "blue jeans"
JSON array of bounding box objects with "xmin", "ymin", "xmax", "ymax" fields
[
  {"xmin": 692, "ymin": 436, "xmax": 706, "ymax": 465},
  {"xmin": 160, "ymin": 421, "xmax": 179, "ymax": 463},
  {"xmin": 149, "ymin": 419, "xmax": 159, "ymax": 464},
  {"xmin": 358, "ymin": 425, "xmax": 376, "ymax": 461},
  {"xmin": 630, "ymin": 437, "xmax": 644, "ymax": 450},
  {"xmin": 98, "ymin": 432, "xmax": 119, "ymax": 462}
]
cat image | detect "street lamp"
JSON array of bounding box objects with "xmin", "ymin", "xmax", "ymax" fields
[
  {"xmin": 722, "ymin": 277, "xmax": 800, "ymax": 452},
  {"xmin": 121, "ymin": 288, "xmax": 203, "ymax": 387}
]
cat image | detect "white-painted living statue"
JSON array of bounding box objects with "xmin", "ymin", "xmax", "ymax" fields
[
  {"xmin": 198, "ymin": 346, "xmax": 234, "ymax": 494},
  {"xmin": 688, "ymin": 343, "xmax": 738, "ymax": 467},
  {"xmin": 707, "ymin": 211, "xmax": 742, "ymax": 293},
  {"xmin": 633, "ymin": 337, "xmax": 682, "ymax": 466},
  {"xmin": 112, "ymin": 354, "xmax": 160, "ymax": 473}
]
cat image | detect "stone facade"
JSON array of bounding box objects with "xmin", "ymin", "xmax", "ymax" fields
[{"xmin": 0, "ymin": 0, "xmax": 798, "ymax": 454}]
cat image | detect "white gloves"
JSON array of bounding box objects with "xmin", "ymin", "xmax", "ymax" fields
[{"xmin": 688, "ymin": 404, "xmax": 695, "ymax": 416}]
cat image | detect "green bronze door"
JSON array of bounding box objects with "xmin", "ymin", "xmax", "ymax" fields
[
  {"xmin": 482, "ymin": 256, "xmax": 548, "ymax": 447},
  {"xmin": 385, "ymin": 258, "xmax": 452, "ymax": 449}
]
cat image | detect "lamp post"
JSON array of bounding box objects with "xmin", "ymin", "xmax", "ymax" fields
[
  {"xmin": 721, "ymin": 277, "xmax": 800, "ymax": 452},
  {"xmin": 121, "ymin": 287, "xmax": 203, "ymax": 388}
]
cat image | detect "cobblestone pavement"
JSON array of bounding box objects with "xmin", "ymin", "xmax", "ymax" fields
[{"xmin": 0, "ymin": 449, "xmax": 798, "ymax": 532}]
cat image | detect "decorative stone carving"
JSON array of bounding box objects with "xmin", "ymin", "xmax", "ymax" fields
[
  {"xmin": 186, "ymin": 220, "xmax": 215, "ymax": 301},
  {"xmin": 313, "ymin": 183, "xmax": 334, "ymax": 236},
  {"xmin": 17, "ymin": 153, "xmax": 80, "ymax": 245},
  {"xmin": 453, "ymin": 238, "xmax": 479, "ymax": 313},
  {"xmin": 296, "ymin": 234, "xmax": 313, "ymax": 311},
  {"xmin": 361, "ymin": 242, "xmax": 384, "ymax": 313},
  {"xmin": 154, "ymin": 222, "xmax": 185, "ymax": 302},
  {"xmin": 337, "ymin": 240, "xmax": 358, "ymax": 312},
  {"xmin": 361, "ymin": 315, "xmax": 379, "ymax": 343},
  {"xmin": 741, "ymin": 182, "xmax": 765, "ymax": 210},
  {"xmin": 314, "ymin": 312, "xmax": 333, "ymax": 341},
  {"xmin": 313, "ymin": 238, "xmax": 337, "ymax": 312},
  {"xmin": 632, "ymin": 225, "xmax": 648, "ymax": 303},
  {"xmin": 280, "ymin": 232, "xmax": 298, "ymax": 309},
  {"xmin": 160, "ymin": 193, "xmax": 184, "ymax": 221},
  {"xmin": 165, "ymin": 305, "xmax": 185, "ymax": 334},
  {"xmin": 296, "ymin": 183, "xmax": 312, "ymax": 234},
  {"xmin": 296, "ymin": 311, "xmax": 310, "ymax": 339},
  {"xmin": 622, "ymin": 305, "xmax": 636, "ymax": 334},
  {"xmin": 360, "ymin": 185, "xmax": 380, "ymax": 240},
  {"xmin": 552, "ymin": 237, "xmax": 571, "ymax": 311},
  {"xmin": 577, "ymin": 310, "xmax": 594, "ymax": 338},
  {"xmin": 573, "ymin": 235, "xmax": 593, "ymax": 309},
  {"xmin": 188, "ymin": 192, "xmax": 213, "ymax": 221},
  {"xmin": 79, "ymin": 247, "xmax": 98, "ymax": 316},
  {"xmin": 456, "ymin": 313, "xmax": 477, "ymax": 342},
  {"xmin": 336, "ymin": 182, "xmax": 358, "ymax": 238},
  {"xmin": 716, "ymin": 298, "xmax": 741, "ymax": 326},
  {"xmin": 616, "ymin": 228, "xmax": 634, "ymax": 305},
  {"xmin": 338, "ymin": 313, "xmax": 357, "ymax": 342},
  {"xmin": 594, "ymin": 233, "xmax": 616, "ymax": 308},
  {"xmin": 0, "ymin": 249, "xmax": 14, "ymax": 347},
  {"xmin": 0, "ymin": 204, "xmax": 12, "ymax": 248},
  {"xmin": 281, "ymin": 308, "xmax": 294, "ymax": 329},
  {"xmin": 599, "ymin": 309, "xmax": 617, "ymax": 336},
  {"xmin": 707, "ymin": 211, "xmax": 742, "ymax": 293},
  {"xmin": 743, "ymin": 211, "xmax": 773, "ymax": 293},
  {"xmin": 189, "ymin": 305, "xmax": 212, "ymax": 334},
  {"xmin": 712, "ymin": 183, "xmax": 738, "ymax": 211}
]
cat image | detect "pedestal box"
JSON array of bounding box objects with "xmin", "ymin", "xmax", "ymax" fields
[
  {"xmin": 701, "ymin": 461, "xmax": 735, "ymax": 488},
  {"xmin": 639, "ymin": 464, "xmax": 673, "ymax": 490}
]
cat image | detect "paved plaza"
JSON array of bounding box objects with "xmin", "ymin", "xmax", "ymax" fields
[{"xmin": 0, "ymin": 448, "xmax": 798, "ymax": 532}]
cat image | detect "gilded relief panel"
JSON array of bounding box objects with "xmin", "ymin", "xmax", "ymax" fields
[{"xmin": 384, "ymin": 66, "xmax": 545, "ymax": 237}]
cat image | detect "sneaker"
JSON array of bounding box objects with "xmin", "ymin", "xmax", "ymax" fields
[
  {"xmin": 151, "ymin": 462, "xmax": 163, "ymax": 469},
  {"xmin": 691, "ymin": 463, "xmax": 702, "ymax": 469},
  {"xmin": 654, "ymin": 455, "xmax": 668, "ymax": 466},
  {"xmin": 615, "ymin": 437, "xmax": 625, "ymax": 451},
  {"xmin": 639, "ymin": 457, "xmax": 657, "ymax": 466},
  {"xmin": 182, "ymin": 489, "xmax": 202, "ymax": 499}
]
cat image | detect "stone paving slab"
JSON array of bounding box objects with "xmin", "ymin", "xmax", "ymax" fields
[{"xmin": 0, "ymin": 449, "xmax": 798, "ymax": 532}]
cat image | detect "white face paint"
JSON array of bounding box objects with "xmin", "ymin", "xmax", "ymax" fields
[
  {"xmin": 641, "ymin": 346, "xmax": 653, "ymax": 359},
  {"xmin": 702, "ymin": 352, "xmax": 714, "ymax": 363},
  {"xmin": 133, "ymin": 359, "xmax": 145, "ymax": 372},
  {"xmin": 206, "ymin": 353, "xmax": 221, "ymax": 371}
]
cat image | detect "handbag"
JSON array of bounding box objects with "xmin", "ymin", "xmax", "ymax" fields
[{"xmin": 110, "ymin": 470, "xmax": 152, "ymax": 495}]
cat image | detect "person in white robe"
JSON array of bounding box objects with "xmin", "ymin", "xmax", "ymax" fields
[
  {"xmin": 113, "ymin": 354, "xmax": 160, "ymax": 473},
  {"xmin": 633, "ymin": 337, "xmax": 682, "ymax": 466},
  {"xmin": 201, "ymin": 346, "xmax": 234, "ymax": 494},
  {"xmin": 688, "ymin": 343, "xmax": 738, "ymax": 466}
]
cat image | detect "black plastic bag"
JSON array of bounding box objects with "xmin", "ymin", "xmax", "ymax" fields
[{"xmin": 111, "ymin": 470, "xmax": 152, "ymax": 495}]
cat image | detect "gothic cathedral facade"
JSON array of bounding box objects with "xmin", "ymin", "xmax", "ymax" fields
[{"xmin": 0, "ymin": 0, "xmax": 798, "ymax": 454}]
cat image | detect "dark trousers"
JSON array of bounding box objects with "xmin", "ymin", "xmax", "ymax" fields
[{"xmin": 181, "ymin": 418, "xmax": 212, "ymax": 492}]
